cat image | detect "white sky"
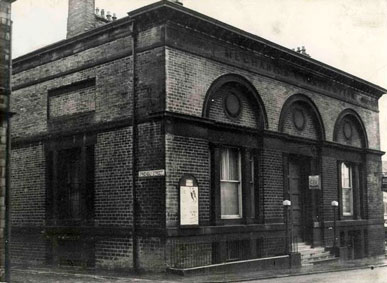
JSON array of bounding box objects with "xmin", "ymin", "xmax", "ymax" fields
[{"xmin": 10, "ymin": 0, "xmax": 387, "ymax": 159}]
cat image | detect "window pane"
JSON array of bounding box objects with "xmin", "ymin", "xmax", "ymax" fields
[
  {"xmin": 228, "ymin": 149, "xmax": 239, "ymax": 181},
  {"xmin": 220, "ymin": 149, "xmax": 228, "ymax": 180},
  {"xmin": 221, "ymin": 182, "xmax": 240, "ymax": 216},
  {"xmin": 341, "ymin": 163, "xmax": 351, "ymax": 188},
  {"xmin": 342, "ymin": 187, "xmax": 352, "ymax": 215}
]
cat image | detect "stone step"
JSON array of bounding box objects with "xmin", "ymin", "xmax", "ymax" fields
[
  {"xmin": 301, "ymin": 251, "xmax": 331, "ymax": 259},
  {"xmin": 297, "ymin": 242, "xmax": 337, "ymax": 266},
  {"xmin": 310, "ymin": 256, "xmax": 339, "ymax": 265},
  {"xmin": 298, "ymin": 247, "xmax": 326, "ymax": 253},
  {"xmin": 301, "ymin": 253, "xmax": 334, "ymax": 263}
]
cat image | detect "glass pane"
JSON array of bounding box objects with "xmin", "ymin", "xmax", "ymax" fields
[
  {"xmin": 228, "ymin": 149, "xmax": 239, "ymax": 181},
  {"xmin": 342, "ymin": 187, "xmax": 352, "ymax": 214},
  {"xmin": 221, "ymin": 182, "xmax": 240, "ymax": 216},
  {"xmin": 220, "ymin": 149, "xmax": 228, "ymax": 180},
  {"xmin": 341, "ymin": 163, "xmax": 351, "ymax": 188}
]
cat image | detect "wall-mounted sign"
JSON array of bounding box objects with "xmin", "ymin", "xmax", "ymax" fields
[
  {"xmin": 382, "ymin": 176, "xmax": 387, "ymax": 191},
  {"xmin": 138, "ymin": 169, "xmax": 165, "ymax": 178},
  {"xmin": 179, "ymin": 174, "xmax": 199, "ymax": 227},
  {"xmin": 309, "ymin": 175, "xmax": 321, "ymax": 190}
]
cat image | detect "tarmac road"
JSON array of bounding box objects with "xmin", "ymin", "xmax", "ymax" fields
[{"xmin": 249, "ymin": 265, "xmax": 387, "ymax": 283}]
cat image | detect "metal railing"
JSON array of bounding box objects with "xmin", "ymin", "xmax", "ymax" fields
[{"xmin": 167, "ymin": 235, "xmax": 298, "ymax": 269}]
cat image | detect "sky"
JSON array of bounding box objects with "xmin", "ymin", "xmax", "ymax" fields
[{"xmin": 10, "ymin": 0, "xmax": 387, "ymax": 159}]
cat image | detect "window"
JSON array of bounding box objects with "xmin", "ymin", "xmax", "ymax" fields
[
  {"xmin": 341, "ymin": 162, "xmax": 353, "ymax": 216},
  {"xmin": 47, "ymin": 144, "xmax": 95, "ymax": 225},
  {"xmin": 220, "ymin": 148, "xmax": 242, "ymax": 219}
]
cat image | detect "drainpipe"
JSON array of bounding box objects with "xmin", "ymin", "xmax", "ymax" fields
[
  {"xmin": 130, "ymin": 19, "xmax": 139, "ymax": 273},
  {"xmin": 4, "ymin": 17, "xmax": 14, "ymax": 283}
]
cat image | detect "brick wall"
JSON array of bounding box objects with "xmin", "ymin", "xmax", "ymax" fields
[
  {"xmin": 95, "ymin": 236, "xmax": 132, "ymax": 270},
  {"xmin": 11, "ymin": 55, "xmax": 132, "ymax": 138},
  {"xmin": 0, "ymin": 0, "xmax": 12, "ymax": 277},
  {"xmin": 335, "ymin": 117, "xmax": 363, "ymax": 148},
  {"xmin": 165, "ymin": 47, "xmax": 380, "ymax": 150},
  {"xmin": 67, "ymin": 0, "xmax": 96, "ymax": 38},
  {"xmin": 207, "ymin": 88, "xmax": 258, "ymax": 128},
  {"xmin": 261, "ymin": 149, "xmax": 284, "ymax": 222},
  {"xmin": 10, "ymin": 143, "xmax": 46, "ymax": 226},
  {"xmin": 136, "ymin": 46, "xmax": 165, "ymax": 118},
  {"xmin": 10, "ymin": 234, "xmax": 47, "ymax": 266},
  {"xmin": 49, "ymin": 85, "xmax": 96, "ymax": 118},
  {"xmin": 95, "ymin": 127, "xmax": 132, "ymax": 227},
  {"xmin": 165, "ymin": 134, "xmax": 210, "ymax": 227},
  {"xmin": 281, "ymin": 103, "xmax": 319, "ymax": 140},
  {"xmin": 136, "ymin": 122, "xmax": 165, "ymax": 228},
  {"xmin": 322, "ymin": 156, "xmax": 338, "ymax": 222},
  {"xmin": 321, "ymin": 156, "xmax": 338, "ymax": 246},
  {"xmin": 138, "ymin": 237, "xmax": 165, "ymax": 271},
  {"xmin": 366, "ymin": 156, "xmax": 383, "ymax": 220}
]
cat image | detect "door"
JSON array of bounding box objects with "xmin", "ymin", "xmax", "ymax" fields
[{"xmin": 288, "ymin": 158, "xmax": 305, "ymax": 242}]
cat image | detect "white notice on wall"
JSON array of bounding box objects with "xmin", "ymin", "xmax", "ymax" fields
[
  {"xmin": 309, "ymin": 175, "xmax": 321, "ymax": 190},
  {"xmin": 138, "ymin": 169, "xmax": 165, "ymax": 178},
  {"xmin": 180, "ymin": 186, "xmax": 199, "ymax": 226}
]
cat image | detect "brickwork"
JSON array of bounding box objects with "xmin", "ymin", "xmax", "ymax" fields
[
  {"xmin": 11, "ymin": 55, "xmax": 132, "ymax": 138},
  {"xmin": 95, "ymin": 237, "xmax": 132, "ymax": 270},
  {"xmin": 136, "ymin": 47, "xmax": 165, "ymax": 118},
  {"xmin": 165, "ymin": 134, "xmax": 210, "ymax": 226},
  {"xmin": 207, "ymin": 87, "xmax": 258, "ymax": 128},
  {"xmin": 335, "ymin": 117, "xmax": 363, "ymax": 148},
  {"xmin": 13, "ymin": 36, "xmax": 132, "ymax": 87},
  {"xmin": 10, "ymin": 234, "xmax": 47, "ymax": 266},
  {"xmin": 261, "ymin": 149, "xmax": 284, "ymax": 222},
  {"xmin": 136, "ymin": 122, "xmax": 165, "ymax": 228},
  {"xmin": 49, "ymin": 85, "xmax": 96, "ymax": 118},
  {"xmin": 10, "ymin": 143, "xmax": 46, "ymax": 226},
  {"xmin": 165, "ymin": 47, "xmax": 380, "ymax": 150},
  {"xmin": 67, "ymin": 0, "xmax": 96, "ymax": 38},
  {"xmin": 95, "ymin": 127, "xmax": 132, "ymax": 227},
  {"xmin": 0, "ymin": 0, "xmax": 11, "ymax": 278},
  {"xmin": 366, "ymin": 157, "xmax": 383, "ymax": 220},
  {"xmin": 367, "ymin": 225, "xmax": 385, "ymax": 256},
  {"xmin": 322, "ymin": 156, "xmax": 338, "ymax": 222},
  {"xmin": 281, "ymin": 103, "xmax": 319, "ymax": 140},
  {"xmin": 8, "ymin": 0, "xmax": 385, "ymax": 273},
  {"xmin": 138, "ymin": 237, "xmax": 165, "ymax": 271}
]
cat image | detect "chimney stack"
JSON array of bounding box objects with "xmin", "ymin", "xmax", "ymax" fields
[{"xmin": 67, "ymin": 0, "xmax": 96, "ymax": 38}]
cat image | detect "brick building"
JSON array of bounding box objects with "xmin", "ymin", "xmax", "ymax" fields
[
  {"xmin": 10, "ymin": 0, "xmax": 386, "ymax": 272},
  {"xmin": 1, "ymin": 0, "xmax": 15, "ymax": 280}
]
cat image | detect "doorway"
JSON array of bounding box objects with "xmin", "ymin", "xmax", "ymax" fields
[{"xmin": 288, "ymin": 156, "xmax": 310, "ymax": 242}]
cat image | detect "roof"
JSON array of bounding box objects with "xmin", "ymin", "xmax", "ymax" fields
[
  {"xmin": 128, "ymin": 0, "xmax": 386, "ymax": 98},
  {"xmin": 13, "ymin": 0, "xmax": 386, "ymax": 98}
]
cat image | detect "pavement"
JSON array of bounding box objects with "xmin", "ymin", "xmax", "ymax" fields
[{"xmin": 10, "ymin": 255, "xmax": 387, "ymax": 283}]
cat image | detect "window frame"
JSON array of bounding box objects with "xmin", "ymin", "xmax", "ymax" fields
[
  {"xmin": 220, "ymin": 148, "xmax": 243, "ymax": 219},
  {"xmin": 340, "ymin": 162, "xmax": 354, "ymax": 217},
  {"xmin": 338, "ymin": 161, "xmax": 362, "ymax": 220},
  {"xmin": 212, "ymin": 145, "xmax": 258, "ymax": 225},
  {"xmin": 46, "ymin": 135, "xmax": 95, "ymax": 226}
]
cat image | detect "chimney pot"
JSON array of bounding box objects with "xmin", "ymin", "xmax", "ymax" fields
[
  {"xmin": 101, "ymin": 9, "xmax": 105, "ymax": 17},
  {"xmin": 95, "ymin": 7, "xmax": 99, "ymax": 15},
  {"xmin": 107, "ymin": 11, "xmax": 112, "ymax": 21},
  {"xmin": 112, "ymin": 13, "xmax": 117, "ymax": 21}
]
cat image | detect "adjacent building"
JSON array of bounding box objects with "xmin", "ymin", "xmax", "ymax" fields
[
  {"xmin": 0, "ymin": 0, "xmax": 15, "ymax": 280},
  {"xmin": 10, "ymin": 0, "xmax": 386, "ymax": 272}
]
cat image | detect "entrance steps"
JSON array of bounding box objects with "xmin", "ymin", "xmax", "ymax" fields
[{"xmin": 298, "ymin": 242, "xmax": 338, "ymax": 266}]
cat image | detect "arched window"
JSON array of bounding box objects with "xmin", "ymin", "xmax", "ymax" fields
[{"xmin": 203, "ymin": 74, "xmax": 265, "ymax": 224}]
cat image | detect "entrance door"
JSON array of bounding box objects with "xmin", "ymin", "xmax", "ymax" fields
[{"xmin": 288, "ymin": 158, "xmax": 305, "ymax": 242}]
